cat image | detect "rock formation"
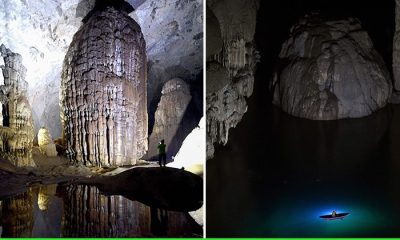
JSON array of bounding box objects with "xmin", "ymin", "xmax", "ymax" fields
[
  {"xmin": 61, "ymin": 4, "xmax": 148, "ymax": 166},
  {"xmin": 0, "ymin": 45, "xmax": 35, "ymax": 167},
  {"xmin": 206, "ymin": 0, "xmax": 259, "ymax": 159},
  {"xmin": 273, "ymin": 15, "xmax": 392, "ymax": 120},
  {"xmin": 37, "ymin": 127, "xmax": 57, "ymax": 157},
  {"xmin": 394, "ymin": 0, "xmax": 400, "ymax": 91},
  {"xmin": 147, "ymin": 78, "xmax": 196, "ymax": 161}
]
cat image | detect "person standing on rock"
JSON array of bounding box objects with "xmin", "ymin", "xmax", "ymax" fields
[{"xmin": 158, "ymin": 139, "xmax": 167, "ymax": 167}]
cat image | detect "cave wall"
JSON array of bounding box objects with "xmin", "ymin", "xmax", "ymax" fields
[
  {"xmin": 206, "ymin": 0, "xmax": 259, "ymax": 159},
  {"xmin": 61, "ymin": 5, "xmax": 147, "ymax": 166},
  {"xmin": 0, "ymin": 0, "xmax": 203, "ymax": 148},
  {"xmin": 147, "ymin": 78, "xmax": 198, "ymax": 160},
  {"xmin": 395, "ymin": 0, "xmax": 400, "ymax": 90},
  {"xmin": 0, "ymin": 45, "xmax": 35, "ymax": 167}
]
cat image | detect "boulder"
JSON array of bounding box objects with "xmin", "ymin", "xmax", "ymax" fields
[{"xmin": 273, "ymin": 15, "xmax": 392, "ymax": 120}]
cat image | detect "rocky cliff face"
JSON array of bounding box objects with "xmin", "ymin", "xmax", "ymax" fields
[
  {"xmin": 273, "ymin": 15, "xmax": 392, "ymax": 120},
  {"xmin": 0, "ymin": 45, "xmax": 35, "ymax": 167},
  {"xmin": 61, "ymin": 5, "xmax": 148, "ymax": 166},
  {"xmin": 147, "ymin": 78, "xmax": 197, "ymax": 161},
  {"xmin": 206, "ymin": 0, "xmax": 259, "ymax": 159}
]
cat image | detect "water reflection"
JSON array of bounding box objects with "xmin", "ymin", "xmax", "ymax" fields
[
  {"xmin": 0, "ymin": 184, "xmax": 201, "ymax": 237},
  {"xmin": 207, "ymin": 105, "xmax": 400, "ymax": 236}
]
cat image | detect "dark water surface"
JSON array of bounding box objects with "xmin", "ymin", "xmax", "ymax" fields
[
  {"xmin": 0, "ymin": 184, "xmax": 202, "ymax": 237},
  {"xmin": 207, "ymin": 103, "xmax": 400, "ymax": 237}
]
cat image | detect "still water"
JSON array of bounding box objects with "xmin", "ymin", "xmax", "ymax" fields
[
  {"xmin": 0, "ymin": 184, "xmax": 202, "ymax": 237},
  {"xmin": 207, "ymin": 103, "xmax": 400, "ymax": 237}
]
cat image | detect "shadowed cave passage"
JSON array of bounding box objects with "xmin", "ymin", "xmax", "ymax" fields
[{"xmin": 206, "ymin": 0, "xmax": 399, "ymax": 237}]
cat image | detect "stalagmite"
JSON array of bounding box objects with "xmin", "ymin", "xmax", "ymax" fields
[
  {"xmin": 0, "ymin": 45, "xmax": 35, "ymax": 167},
  {"xmin": 38, "ymin": 127, "xmax": 57, "ymax": 157},
  {"xmin": 61, "ymin": 3, "xmax": 147, "ymax": 166},
  {"xmin": 148, "ymin": 78, "xmax": 193, "ymax": 160}
]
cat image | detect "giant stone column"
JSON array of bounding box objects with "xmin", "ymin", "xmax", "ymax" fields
[{"xmin": 61, "ymin": 2, "xmax": 147, "ymax": 166}]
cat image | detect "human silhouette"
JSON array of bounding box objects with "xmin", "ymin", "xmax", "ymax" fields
[{"xmin": 158, "ymin": 139, "xmax": 167, "ymax": 167}]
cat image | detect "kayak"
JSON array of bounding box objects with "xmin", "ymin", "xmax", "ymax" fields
[{"xmin": 320, "ymin": 212, "xmax": 349, "ymax": 220}]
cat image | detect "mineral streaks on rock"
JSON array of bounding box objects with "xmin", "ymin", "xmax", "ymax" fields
[
  {"xmin": 0, "ymin": 45, "xmax": 35, "ymax": 167},
  {"xmin": 148, "ymin": 79, "xmax": 193, "ymax": 160},
  {"xmin": 273, "ymin": 16, "xmax": 392, "ymax": 120},
  {"xmin": 62, "ymin": 185, "xmax": 150, "ymax": 237},
  {"xmin": 61, "ymin": 6, "xmax": 148, "ymax": 166},
  {"xmin": 206, "ymin": 0, "xmax": 259, "ymax": 159},
  {"xmin": 394, "ymin": 0, "xmax": 400, "ymax": 90}
]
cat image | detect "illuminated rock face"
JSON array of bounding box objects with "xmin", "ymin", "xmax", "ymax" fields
[
  {"xmin": 147, "ymin": 79, "xmax": 194, "ymax": 160},
  {"xmin": 38, "ymin": 127, "xmax": 57, "ymax": 157},
  {"xmin": 273, "ymin": 16, "xmax": 392, "ymax": 120},
  {"xmin": 61, "ymin": 6, "xmax": 147, "ymax": 166},
  {"xmin": 206, "ymin": 0, "xmax": 259, "ymax": 159},
  {"xmin": 0, "ymin": 45, "xmax": 35, "ymax": 167}
]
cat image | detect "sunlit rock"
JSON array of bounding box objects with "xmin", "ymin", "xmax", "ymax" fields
[
  {"xmin": 38, "ymin": 127, "xmax": 57, "ymax": 157},
  {"xmin": 61, "ymin": 3, "xmax": 148, "ymax": 166},
  {"xmin": 0, "ymin": 45, "xmax": 35, "ymax": 167},
  {"xmin": 273, "ymin": 15, "xmax": 392, "ymax": 120},
  {"xmin": 148, "ymin": 79, "xmax": 196, "ymax": 161},
  {"xmin": 167, "ymin": 117, "xmax": 205, "ymax": 175}
]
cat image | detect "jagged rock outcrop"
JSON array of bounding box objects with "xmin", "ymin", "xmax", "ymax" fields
[
  {"xmin": 61, "ymin": 4, "xmax": 148, "ymax": 166},
  {"xmin": 147, "ymin": 78, "xmax": 195, "ymax": 160},
  {"xmin": 273, "ymin": 16, "xmax": 392, "ymax": 120},
  {"xmin": 37, "ymin": 127, "xmax": 57, "ymax": 157},
  {"xmin": 394, "ymin": 0, "xmax": 400, "ymax": 91},
  {"xmin": 0, "ymin": 45, "xmax": 35, "ymax": 167},
  {"xmin": 206, "ymin": 0, "xmax": 259, "ymax": 159}
]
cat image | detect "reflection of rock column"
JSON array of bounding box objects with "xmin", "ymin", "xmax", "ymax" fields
[
  {"xmin": 206, "ymin": 0, "xmax": 259, "ymax": 159},
  {"xmin": 1, "ymin": 190, "xmax": 34, "ymax": 237},
  {"xmin": 61, "ymin": 185, "xmax": 151, "ymax": 237},
  {"xmin": 0, "ymin": 45, "xmax": 35, "ymax": 166},
  {"xmin": 148, "ymin": 79, "xmax": 193, "ymax": 160},
  {"xmin": 61, "ymin": 5, "xmax": 147, "ymax": 166}
]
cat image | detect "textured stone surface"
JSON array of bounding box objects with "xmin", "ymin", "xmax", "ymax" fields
[
  {"xmin": 61, "ymin": 6, "xmax": 147, "ymax": 166},
  {"xmin": 0, "ymin": 0, "xmax": 202, "ymax": 142},
  {"xmin": 147, "ymin": 78, "xmax": 196, "ymax": 160},
  {"xmin": 206, "ymin": 0, "xmax": 259, "ymax": 159},
  {"xmin": 37, "ymin": 127, "xmax": 57, "ymax": 157},
  {"xmin": 0, "ymin": 45, "xmax": 35, "ymax": 167},
  {"xmin": 131, "ymin": 0, "xmax": 203, "ymax": 116},
  {"xmin": 273, "ymin": 15, "xmax": 392, "ymax": 120},
  {"xmin": 394, "ymin": 0, "xmax": 400, "ymax": 91}
]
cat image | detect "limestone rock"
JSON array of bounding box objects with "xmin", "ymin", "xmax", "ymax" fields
[
  {"xmin": 273, "ymin": 16, "xmax": 392, "ymax": 120},
  {"xmin": 38, "ymin": 127, "xmax": 58, "ymax": 157},
  {"xmin": 206, "ymin": 0, "xmax": 259, "ymax": 159},
  {"xmin": 394, "ymin": 0, "xmax": 400, "ymax": 91},
  {"xmin": 148, "ymin": 78, "xmax": 195, "ymax": 161},
  {"xmin": 61, "ymin": 5, "xmax": 147, "ymax": 166},
  {"xmin": 0, "ymin": 45, "xmax": 35, "ymax": 167}
]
